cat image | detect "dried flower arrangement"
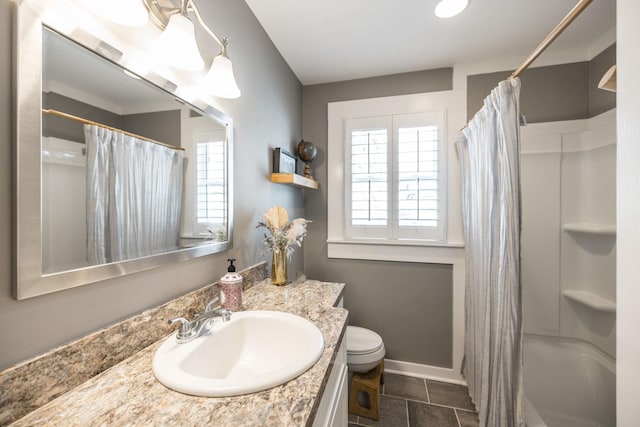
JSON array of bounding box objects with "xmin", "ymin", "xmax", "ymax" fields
[{"xmin": 256, "ymin": 206, "xmax": 311, "ymax": 259}]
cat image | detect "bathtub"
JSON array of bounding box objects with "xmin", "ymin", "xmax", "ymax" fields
[{"xmin": 523, "ymin": 335, "xmax": 615, "ymax": 427}]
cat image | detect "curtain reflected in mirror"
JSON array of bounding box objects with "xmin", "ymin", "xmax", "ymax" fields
[
  {"xmin": 42, "ymin": 124, "xmax": 188, "ymax": 273},
  {"xmin": 84, "ymin": 125, "xmax": 185, "ymax": 266}
]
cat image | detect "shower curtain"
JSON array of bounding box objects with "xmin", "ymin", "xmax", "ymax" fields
[
  {"xmin": 85, "ymin": 124, "xmax": 185, "ymax": 264},
  {"xmin": 456, "ymin": 78, "xmax": 524, "ymax": 427}
]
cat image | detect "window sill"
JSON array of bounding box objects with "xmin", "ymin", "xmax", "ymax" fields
[{"xmin": 327, "ymin": 239, "xmax": 464, "ymax": 264}]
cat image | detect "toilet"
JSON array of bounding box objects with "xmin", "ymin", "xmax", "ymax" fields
[
  {"xmin": 346, "ymin": 326, "xmax": 385, "ymax": 372},
  {"xmin": 347, "ymin": 326, "xmax": 385, "ymax": 420}
]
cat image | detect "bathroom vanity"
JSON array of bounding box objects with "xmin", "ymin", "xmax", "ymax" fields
[{"xmin": 3, "ymin": 270, "xmax": 348, "ymax": 426}]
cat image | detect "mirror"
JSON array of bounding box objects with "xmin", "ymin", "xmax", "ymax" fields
[{"xmin": 14, "ymin": 6, "xmax": 233, "ymax": 299}]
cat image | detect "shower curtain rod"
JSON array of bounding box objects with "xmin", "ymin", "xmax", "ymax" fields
[
  {"xmin": 462, "ymin": 0, "xmax": 593, "ymax": 130},
  {"xmin": 509, "ymin": 0, "xmax": 593, "ymax": 79},
  {"xmin": 42, "ymin": 108, "xmax": 185, "ymax": 151}
]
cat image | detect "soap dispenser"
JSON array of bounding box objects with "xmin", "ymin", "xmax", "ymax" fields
[{"xmin": 220, "ymin": 258, "xmax": 243, "ymax": 311}]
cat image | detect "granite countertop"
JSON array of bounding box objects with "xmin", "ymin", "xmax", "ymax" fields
[{"xmin": 11, "ymin": 280, "xmax": 347, "ymax": 427}]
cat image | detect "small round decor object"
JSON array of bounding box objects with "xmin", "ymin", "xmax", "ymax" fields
[
  {"xmin": 297, "ymin": 140, "xmax": 317, "ymax": 163},
  {"xmin": 297, "ymin": 140, "xmax": 317, "ymax": 179}
]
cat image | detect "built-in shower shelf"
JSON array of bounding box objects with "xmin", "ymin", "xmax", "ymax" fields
[
  {"xmin": 563, "ymin": 223, "xmax": 616, "ymax": 236},
  {"xmin": 563, "ymin": 290, "xmax": 616, "ymax": 312}
]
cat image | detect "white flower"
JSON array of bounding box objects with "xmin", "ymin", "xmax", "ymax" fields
[{"xmin": 286, "ymin": 218, "xmax": 309, "ymax": 246}]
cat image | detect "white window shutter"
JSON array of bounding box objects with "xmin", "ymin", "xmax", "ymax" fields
[
  {"xmin": 344, "ymin": 111, "xmax": 446, "ymax": 242},
  {"xmin": 345, "ymin": 116, "xmax": 392, "ymax": 239},
  {"xmin": 195, "ymin": 135, "xmax": 227, "ymax": 232},
  {"xmin": 393, "ymin": 112, "xmax": 446, "ymax": 241}
]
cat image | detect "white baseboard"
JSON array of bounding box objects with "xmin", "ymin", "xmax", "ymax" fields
[{"xmin": 383, "ymin": 359, "xmax": 466, "ymax": 386}]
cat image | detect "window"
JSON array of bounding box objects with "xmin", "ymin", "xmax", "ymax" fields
[
  {"xmin": 194, "ymin": 132, "xmax": 226, "ymax": 234},
  {"xmin": 346, "ymin": 112, "xmax": 446, "ymax": 242},
  {"xmin": 327, "ymin": 91, "xmax": 465, "ymax": 262}
]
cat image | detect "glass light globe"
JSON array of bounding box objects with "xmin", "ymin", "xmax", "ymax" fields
[
  {"xmin": 206, "ymin": 54, "xmax": 241, "ymax": 99},
  {"xmin": 155, "ymin": 14, "xmax": 204, "ymax": 71}
]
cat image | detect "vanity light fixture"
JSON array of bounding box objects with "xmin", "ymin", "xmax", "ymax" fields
[
  {"xmin": 434, "ymin": 0, "xmax": 471, "ymax": 18},
  {"xmin": 144, "ymin": 0, "xmax": 241, "ymax": 98}
]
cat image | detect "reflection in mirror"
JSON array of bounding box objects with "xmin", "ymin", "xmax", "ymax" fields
[
  {"xmin": 14, "ymin": 8, "xmax": 232, "ymax": 299},
  {"xmin": 41, "ymin": 27, "xmax": 230, "ymax": 273}
]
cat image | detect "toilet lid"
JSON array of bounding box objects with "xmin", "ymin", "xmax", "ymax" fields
[{"xmin": 347, "ymin": 326, "xmax": 384, "ymax": 355}]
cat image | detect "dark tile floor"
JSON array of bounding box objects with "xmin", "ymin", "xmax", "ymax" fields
[{"xmin": 349, "ymin": 373, "xmax": 479, "ymax": 427}]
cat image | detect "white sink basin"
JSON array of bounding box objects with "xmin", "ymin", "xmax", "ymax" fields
[{"xmin": 152, "ymin": 310, "xmax": 324, "ymax": 397}]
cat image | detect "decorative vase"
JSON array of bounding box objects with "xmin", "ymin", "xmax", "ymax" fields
[{"xmin": 271, "ymin": 250, "xmax": 288, "ymax": 285}]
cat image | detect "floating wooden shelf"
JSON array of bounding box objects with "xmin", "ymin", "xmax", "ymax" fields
[
  {"xmin": 563, "ymin": 290, "xmax": 616, "ymax": 313},
  {"xmin": 270, "ymin": 173, "xmax": 318, "ymax": 190},
  {"xmin": 563, "ymin": 223, "xmax": 616, "ymax": 236}
]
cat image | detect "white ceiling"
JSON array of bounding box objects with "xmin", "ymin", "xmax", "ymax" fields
[{"xmin": 245, "ymin": 0, "xmax": 616, "ymax": 85}]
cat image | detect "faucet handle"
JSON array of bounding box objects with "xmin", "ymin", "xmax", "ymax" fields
[
  {"xmin": 212, "ymin": 308, "xmax": 232, "ymax": 322},
  {"xmin": 168, "ymin": 317, "xmax": 197, "ymax": 340},
  {"xmin": 205, "ymin": 297, "xmax": 221, "ymax": 313}
]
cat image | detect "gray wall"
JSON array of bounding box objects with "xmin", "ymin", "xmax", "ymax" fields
[
  {"xmin": 122, "ymin": 110, "xmax": 181, "ymax": 148},
  {"xmin": 588, "ymin": 44, "xmax": 617, "ymax": 117},
  {"xmin": 467, "ymin": 44, "xmax": 616, "ymax": 123},
  {"xmin": 467, "ymin": 62, "xmax": 589, "ymax": 123},
  {"xmin": 1, "ymin": 0, "xmax": 303, "ymax": 369},
  {"xmin": 302, "ymin": 69, "xmax": 456, "ymax": 368}
]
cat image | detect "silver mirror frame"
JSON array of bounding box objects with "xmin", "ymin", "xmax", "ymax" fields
[{"xmin": 13, "ymin": 4, "xmax": 234, "ymax": 299}]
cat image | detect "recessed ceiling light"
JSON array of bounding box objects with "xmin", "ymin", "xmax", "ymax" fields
[{"xmin": 435, "ymin": 0, "xmax": 470, "ymax": 18}]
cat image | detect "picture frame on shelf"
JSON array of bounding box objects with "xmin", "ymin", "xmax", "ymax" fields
[{"xmin": 273, "ymin": 148, "xmax": 297, "ymax": 174}]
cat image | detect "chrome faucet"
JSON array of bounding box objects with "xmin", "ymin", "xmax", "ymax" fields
[{"xmin": 168, "ymin": 297, "xmax": 232, "ymax": 343}]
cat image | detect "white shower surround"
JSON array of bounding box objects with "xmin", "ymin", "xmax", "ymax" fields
[
  {"xmin": 41, "ymin": 137, "xmax": 88, "ymax": 273},
  {"xmin": 520, "ymin": 109, "xmax": 616, "ymax": 426},
  {"xmin": 521, "ymin": 109, "xmax": 616, "ymax": 355}
]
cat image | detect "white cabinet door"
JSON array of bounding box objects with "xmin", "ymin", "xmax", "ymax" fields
[{"xmin": 312, "ymin": 335, "xmax": 348, "ymax": 427}]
